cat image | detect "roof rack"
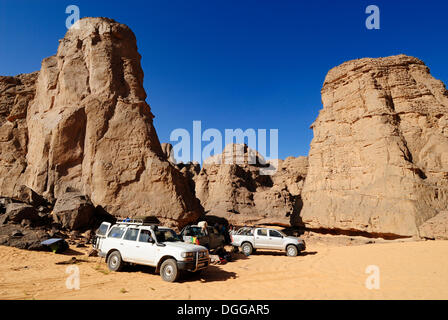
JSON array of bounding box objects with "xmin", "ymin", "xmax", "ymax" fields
[
  {"xmin": 116, "ymin": 218, "xmax": 144, "ymax": 225},
  {"xmin": 115, "ymin": 217, "xmax": 160, "ymax": 226}
]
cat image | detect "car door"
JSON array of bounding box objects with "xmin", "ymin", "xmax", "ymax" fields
[
  {"xmin": 268, "ymin": 229, "xmax": 285, "ymax": 249},
  {"xmin": 94, "ymin": 222, "xmax": 111, "ymax": 250},
  {"xmin": 132, "ymin": 229, "xmax": 157, "ymax": 265},
  {"xmin": 120, "ymin": 227, "xmax": 140, "ymax": 262},
  {"xmin": 254, "ymin": 228, "xmax": 270, "ymax": 249}
]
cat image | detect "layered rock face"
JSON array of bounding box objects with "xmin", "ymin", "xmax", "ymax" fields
[
  {"xmin": 189, "ymin": 144, "xmax": 308, "ymax": 226},
  {"xmin": 1, "ymin": 18, "xmax": 202, "ymax": 228},
  {"xmin": 301, "ymin": 55, "xmax": 448, "ymax": 238},
  {"xmin": 0, "ymin": 72, "xmax": 38, "ymax": 198}
]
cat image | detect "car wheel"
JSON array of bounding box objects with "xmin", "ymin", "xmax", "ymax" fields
[
  {"xmin": 107, "ymin": 251, "xmax": 123, "ymax": 271},
  {"xmin": 160, "ymin": 259, "xmax": 180, "ymax": 282},
  {"xmin": 286, "ymin": 245, "xmax": 298, "ymax": 257},
  {"xmin": 241, "ymin": 242, "xmax": 253, "ymax": 256}
]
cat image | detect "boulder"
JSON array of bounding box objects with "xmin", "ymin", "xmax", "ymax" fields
[
  {"xmin": 12, "ymin": 185, "xmax": 47, "ymax": 207},
  {"xmin": 52, "ymin": 192, "xmax": 96, "ymax": 230},
  {"xmin": 0, "ymin": 224, "xmax": 49, "ymax": 250},
  {"xmin": 419, "ymin": 211, "xmax": 448, "ymax": 240},
  {"xmin": 301, "ymin": 55, "xmax": 448, "ymax": 238},
  {"xmin": 2, "ymin": 203, "xmax": 40, "ymax": 225}
]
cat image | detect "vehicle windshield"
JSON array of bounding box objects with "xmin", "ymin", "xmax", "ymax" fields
[
  {"xmin": 278, "ymin": 230, "xmax": 287, "ymax": 237},
  {"xmin": 155, "ymin": 229, "xmax": 181, "ymax": 243},
  {"xmin": 185, "ymin": 226, "xmax": 206, "ymax": 237}
]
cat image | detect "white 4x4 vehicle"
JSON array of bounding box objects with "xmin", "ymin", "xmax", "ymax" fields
[
  {"xmin": 231, "ymin": 227, "xmax": 306, "ymax": 257},
  {"xmin": 93, "ymin": 219, "xmax": 210, "ymax": 282}
]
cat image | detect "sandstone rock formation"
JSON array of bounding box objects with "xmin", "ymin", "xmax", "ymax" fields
[
  {"xmin": 301, "ymin": 55, "xmax": 448, "ymax": 238},
  {"xmin": 192, "ymin": 144, "xmax": 308, "ymax": 226},
  {"xmin": 0, "ymin": 72, "xmax": 38, "ymax": 198},
  {"xmin": 419, "ymin": 211, "xmax": 448, "ymax": 240},
  {"xmin": 1, "ymin": 18, "xmax": 202, "ymax": 228},
  {"xmin": 161, "ymin": 143, "xmax": 176, "ymax": 164}
]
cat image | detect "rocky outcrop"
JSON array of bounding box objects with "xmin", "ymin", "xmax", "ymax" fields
[
  {"xmin": 301, "ymin": 55, "xmax": 448, "ymax": 238},
  {"xmin": 419, "ymin": 211, "xmax": 448, "ymax": 240},
  {"xmin": 0, "ymin": 18, "xmax": 202, "ymax": 228},
  {"xmin": 1, "ymin": 203, "xmax": 40, "ymax": 225},
  {"xmin": 52, "ymin": 192, "xmax": 96, "ymax": 230},
  {"xmin": 193, "ymin": 144, "xmax": 308, "ymax": 226},
  {"xmin": 0, "ymin": 72, "xmax": 38, "ymax": 198},
  {"xmin": 161, "ymin": 143, "xmax": 176, "ymax": 164}
]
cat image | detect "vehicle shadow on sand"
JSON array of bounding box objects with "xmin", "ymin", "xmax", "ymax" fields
[
  {"xmin": 179, "ymin": 265, "xmax": 238, "ymax": 283},
  {"xmin": 119, "ymin": 264, "xmax": 238, "ymax": 283},
  {"xmin": 249, "ymin": 250, "xmax": 318, "ymax": 257},
  {"xmin": 60, "ymin": 248, "xmax": 86, "ymax": 256}
]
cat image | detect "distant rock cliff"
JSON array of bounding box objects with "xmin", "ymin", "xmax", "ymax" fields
[
  {"xmin": 301, "ymin": 55, "xmax": 448, "ymax": 238},
  {"xmin": 173, "ymin": 144, "xmax": 308, "ymax": 226}
]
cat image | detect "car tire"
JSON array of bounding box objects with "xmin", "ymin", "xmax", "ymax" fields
[
  {"xmin": 107, "ymin": 251, "xmax": 123, "ymax": 271},
  {"xmin": 286, "ymin": 245, "xmax": 298, "ymax": 257},
  {"xmin": 160, "ymin": 259, "xmax": 180, "ymax": 282},
  {"xmin": 241, "ymin": 242, "xmax": 253, "ymax": 256}
]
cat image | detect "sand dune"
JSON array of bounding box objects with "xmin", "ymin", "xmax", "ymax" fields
[{"xmin": 0, "ymin": 240, "xmax": 447, "ymax": 300}]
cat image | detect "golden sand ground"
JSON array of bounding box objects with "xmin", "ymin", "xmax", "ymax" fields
[{"xmin": 0, "ymin": 240, "xmax": 447, "ymax": 300}]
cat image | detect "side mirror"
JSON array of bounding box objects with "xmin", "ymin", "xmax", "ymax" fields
[{"xmin": 148, "ymin": 238, "xmax": 155, "ymax": 244}]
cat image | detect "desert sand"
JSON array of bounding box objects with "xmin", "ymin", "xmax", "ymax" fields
[{"xmin": 1, "ymin": 239, "xmax": 447, "ymax": 300}]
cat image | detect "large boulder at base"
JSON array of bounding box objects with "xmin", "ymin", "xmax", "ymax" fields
[
  {"xmin": 11, "ymin": 185, "xmax": 48, "ymax": 207},
  {"xmin": 0, "ymin": 224, "xmax": 50, "ymax": 250},
  {"xmin": 419, "ymin": 211, "xmax": 448, "ymax": 240},
  {"xmin": 301, "ymin": 55, "xmax": 448, "ymax": 238},
  {"xmin": 52, "ymin": 192, "xmax": 96, "ymax": 230},
  {"xmin": 0, "ymin": 72, "xmax": 38, "ymax": 198},
  {"xmin": 1, "ymin": 203, "xmax": 40, "ymax": 225},
  {"xmin": 18, "ymin": 17, "xmax": 202, "ymax": 228}
]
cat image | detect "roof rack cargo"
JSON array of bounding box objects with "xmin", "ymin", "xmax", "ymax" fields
[{"xmin": 115, "ymin": 217, "xmax": 160, "ymax": 226}]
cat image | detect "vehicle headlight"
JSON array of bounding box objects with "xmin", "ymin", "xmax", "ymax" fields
[
  {"xmin": 181, "ymin": 252, "xmax": 194, "ymax": 258},
  {"xmin": 198, "ymin": 250, "xmax": 208, "ymax": 258}
]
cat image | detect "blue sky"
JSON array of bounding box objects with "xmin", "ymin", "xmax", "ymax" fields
[{"xmin": 1, "ymin": 0, "xmax": 447, "ymax": 160}]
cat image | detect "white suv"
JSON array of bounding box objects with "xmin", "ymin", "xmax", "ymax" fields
[{"xmin": 93, "ymin": 219, "xmax": 210, "ymax": 282}]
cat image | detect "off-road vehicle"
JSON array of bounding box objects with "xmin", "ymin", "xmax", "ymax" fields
[
  {"xmin": 93, "ymin": 219, "xmax": 210, "ymax": 282},
  {"xmin": 231, "ymin": 227, "xmax": 306, "ymax": 257}
]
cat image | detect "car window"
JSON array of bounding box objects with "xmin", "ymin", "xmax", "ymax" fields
[
  {"xmin": 138, "ymin": 230, "xmax": 153, "ymax": 243},
  {"xmin": 269, "ymin": 230, "xmax": 282, "ymax": 238},
  {"xmin": 187, "ymin": 226, "xmax": 205, "ymax": 237},
  {"xmin": 123, "ymin": 228, "xmax": 139, "ymax": 241},
  {"xmin": 107, "ymin": 226, "xmax": 126, "ymax": 239},
  {"xmin": 257, "ymin": 229, "xmax": 268, "ymax": 236},
  {"xmin": 96, "ymin": 222, "xmax": 110, "ymax": 236},
  {"xmin": 155, "ymin": 229, "xmax": 181, "ymax": 242}
]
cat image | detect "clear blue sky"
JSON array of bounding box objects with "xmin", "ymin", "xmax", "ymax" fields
[{"xmin": 1, "ymin": 0, "xmax": 447, "ymax": 160}]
